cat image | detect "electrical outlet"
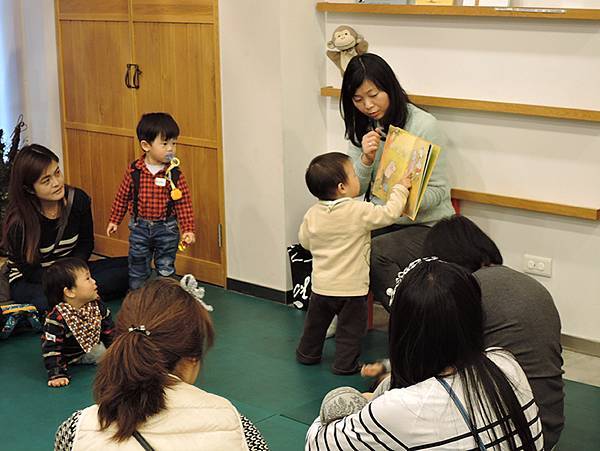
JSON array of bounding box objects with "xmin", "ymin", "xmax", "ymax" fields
[{"xmin": 523, "ymin": 254, "xmax": 552, "ymax": 278}]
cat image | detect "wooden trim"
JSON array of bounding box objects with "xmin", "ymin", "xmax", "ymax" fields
[
  {"xmin": 321, "ymin": 87, "xmax": 600, "ymax": 123},
  {"xmin": 451, "ymin": 189, "xmax": 600, "ymax": 221},
  {"xmin": 131, "ymin": 17, "xmax": 214, "ymax": 24},
  {"xmin": 177, "ymin": 136, "xmax": 218, "ymax": 149},
  {"xmin": 316, "ymin": 3, "xmax": 600, "ymax": 21},
  {"xmin": 65, "ymin": 121, "xmax": 135, "ymax": 138},
  {"xmin": 227, "ymin": 278, "xmax": 288, "ymax": 304},
  {"xmin": 562, "ymin": 334, "xmax": 600, "ymax": 358},
  {"xmin": 63, "ymin": 122, "xmax": 217, "ymax": 148},
  {"xmin": 58, "ymin": 14, "xmax": 129, "ymax": 22},
  {"xmin": 213, "ymin": 0, "xmax": 228, "ymax": 285},
  {"xmin": 55, "ymin": 0, "xmax": 70, "ymax": 181}
]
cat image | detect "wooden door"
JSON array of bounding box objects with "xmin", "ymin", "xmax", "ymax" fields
[
  {"xmin": 131, "ymin": 0, "xmax": 226, "ymax": 284},
  {"xmin": 56, "ymin": 0, "xmax": 137, "ymax": 253},
  {"xmin": 55, "ymin": 0, "xmax": 227, "ymax": 285}
]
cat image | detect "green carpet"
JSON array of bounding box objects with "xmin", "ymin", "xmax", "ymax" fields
[{"xmin": 0, "ymin": 285, "xmax": 598, "ymax": 450}]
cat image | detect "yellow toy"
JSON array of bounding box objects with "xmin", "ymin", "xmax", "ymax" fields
[
  {"xmin": 165, "ymin": 156, "xmax": 183, "ymax": 201},
  {"xmin": 178, "ymin": 239, "xmax": 189, "ymax": 252}
]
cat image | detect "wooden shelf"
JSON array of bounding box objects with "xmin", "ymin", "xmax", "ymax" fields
[
  {"xmin": 320, "ymin": 87, "xmax": 600, "ymax": 123},
  {"xmin": 316, "ymin": 3, "xmax": 600, "ymax": 21},
  {"xmin": 451, "ymin": 189, "xmax": 600, "ymax": 220}
]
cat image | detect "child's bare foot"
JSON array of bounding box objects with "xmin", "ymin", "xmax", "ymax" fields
[
  {"xmin": 48, "ymin": 377, "xmax": 70, "ymax": 387},
  {"xmin": 361, "ymin": 362, "xmax": 386, "ymax": 378}
]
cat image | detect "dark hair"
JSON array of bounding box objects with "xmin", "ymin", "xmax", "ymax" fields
[
  {"xmin": 423, "ymin": 215, "xmax": 503, "ymax": 272},
  {"xmin": 42, "ymin": 257, "xmax": 89, "ymax": 308},
  {"xmin": 305, "ymin": 152, "xmax": 350, "ymax": 200},
  {"xmin": 94, "ymin": 278, "xmax": 214, "ymax": 441},
  {"xmin": 1, "ymin": 144, "xmax": 66, "ymax": 264},
  {"xmin": 388, "ymin": 260, "xmax": 535, "ymax": 451},
  {"xmin": 341, "ymin": 53, "xmax": 411, "ymax": 147},
  {"xmin": 136, "ymin": 112, "xmax": 180, "ymax": 144}
]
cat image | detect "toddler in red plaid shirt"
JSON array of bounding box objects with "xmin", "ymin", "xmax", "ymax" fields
[{"xmin": 106, "ymin": 113, "xmax": 195, "ymax": 289}]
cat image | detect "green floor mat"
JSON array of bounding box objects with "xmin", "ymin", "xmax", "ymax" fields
[{"xmin": 0, "ymin": 284, "xmax": 598, "ymax": 451}]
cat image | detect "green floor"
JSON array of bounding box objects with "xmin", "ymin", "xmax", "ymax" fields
[{"xmin": 0, "ymin": 286, "xmax": 599, "ymax": 451}]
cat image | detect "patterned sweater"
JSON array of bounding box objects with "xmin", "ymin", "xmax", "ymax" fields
[{"xmin": 41, "ymin": 301, "xmax": 114, "ymax": 380}]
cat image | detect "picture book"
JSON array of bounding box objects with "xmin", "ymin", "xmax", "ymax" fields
[{"xmin": 371, "ymin": 125, "xmax": 441, "ymax": 220}]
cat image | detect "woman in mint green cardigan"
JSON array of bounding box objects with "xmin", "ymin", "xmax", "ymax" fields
[{"xmin": 341, "ymin": 53, "xmax": 455, "ymax": 305}]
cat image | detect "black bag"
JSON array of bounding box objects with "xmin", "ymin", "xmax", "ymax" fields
[{"xmin": 287, "ymin": 244, "xmax": 312, "ymax": 310}]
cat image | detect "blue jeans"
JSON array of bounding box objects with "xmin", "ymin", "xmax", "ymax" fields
[
  {"xmin": 10, "ymin": 256, "xmax": 129, "ymax": 313},
  {"xmin": 128, "ymin": 217, "xmax": 180, "ymax": 290}
]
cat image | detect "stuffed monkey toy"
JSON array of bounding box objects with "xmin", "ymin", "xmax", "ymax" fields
[{"xmin": 327, "ymin": 25, "xmax": 369, "ymax": 76}]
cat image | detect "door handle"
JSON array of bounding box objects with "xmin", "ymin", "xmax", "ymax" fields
[
  {"xmin": 125, "ymin": 64, "xmax": 134, "ymax": 88},
  {"xmin": 132, "ymin": 64, "xmax": 142, "ymax": 89},
  {"xmin": 125, "ymin": 64, "xmax": 142, "ymax": 89}
]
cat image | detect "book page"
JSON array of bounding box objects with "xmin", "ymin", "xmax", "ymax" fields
[{"xmin": 371, "ymin": 126, "xmax": 441, "ymax": 220}]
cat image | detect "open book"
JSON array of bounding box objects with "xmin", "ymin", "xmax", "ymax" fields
[{"xmin": 371, "ymin": 125, "xmax": 441, "ymax": 220}]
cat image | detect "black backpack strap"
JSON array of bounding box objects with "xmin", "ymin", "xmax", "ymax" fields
[
  {"xmin": 165, "ymin": 167, "xmax": 181, "ymax": 218},
  {"xmin": 130, "ymin": 161, "xmax": 140, "ymax": 222},
  {"xmin": 132, "ymin": 431, "xmax": 155, "ymax": 451}
]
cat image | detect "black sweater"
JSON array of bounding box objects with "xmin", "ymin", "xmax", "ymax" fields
[{"xmin": 6, "ymin": 187, "xmax": 94, "ymax": 284}]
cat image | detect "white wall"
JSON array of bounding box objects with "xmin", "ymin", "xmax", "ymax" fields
[
  {"xmin": 0, "ymin": 1, "xmax": 25, "ymax": 140},
  {"xmin": 220, "ymin": 0, "xmax": 325, "ymax": 291},
  {"xmin": 19, "ymin": 0, "xmax": 63, "ymax": 158},
  {"xmin": 323, "ymin": 1, "xmax": 600, "ymax": 341},
  {"xmin": 0, "ymin": 0, "xmax": 62, "ymax": 160}
]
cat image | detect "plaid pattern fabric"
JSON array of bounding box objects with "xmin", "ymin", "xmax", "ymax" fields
[
  {"xmin": 42, "ymin": 301, "xmax": 114, "ymax": 380},
  {"xmin": 109, "ymin": 156, "xmax": 195, "ymax": 233},
  {"xmin": 56, "ymin": 301, "xmax": 101, "ymax": 353}
]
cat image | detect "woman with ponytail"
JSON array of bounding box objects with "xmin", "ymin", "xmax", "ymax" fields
[
  {"xmin": 54, "ymin": 277, "xmax": 269, "ymax": 451},
  {"xmin": 308, "ymin": 259, "xmax": 543, "ymax": 450},
  {"xmin": 1, "ymin": 144, "xmax": 128, "ymax": 312}
]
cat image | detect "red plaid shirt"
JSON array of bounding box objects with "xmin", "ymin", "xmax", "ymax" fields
[{"xmin": 109, "ymin": 157, "xmax": 195, "ymax": 233}]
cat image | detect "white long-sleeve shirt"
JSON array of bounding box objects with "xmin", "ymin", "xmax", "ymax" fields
[
  {"xmin": 306, "ymin": 349, "xmax": 544, "ymax": 451},
  {"xmin": 299, "ymin": 185, "xmax": 409, "ymax": 297}
]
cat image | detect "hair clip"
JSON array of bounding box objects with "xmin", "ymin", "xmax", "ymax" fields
[
  {"xmin": 180, "ymin": 274, "xmax": 214, "ymax": 312},
  {"xmin": 128, "ymin": 325, "xmax": 151, "ymax": 336},
  {"xmin": 386, "ymin": 256, "xmax": 441, "ymax": 307}
]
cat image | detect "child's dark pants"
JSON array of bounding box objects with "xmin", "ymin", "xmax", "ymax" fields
[{"xmin": 296, "ymin": 293, "xmax": 368, "ymax": 374}]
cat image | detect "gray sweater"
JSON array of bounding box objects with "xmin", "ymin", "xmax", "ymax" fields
[
  {"xmin": 349, "ymin": 103, "xmax": 455, "ymax": 226},
  {"xmin": 475, "ymin": 265, "xmax": 564, "ymax": 450}
]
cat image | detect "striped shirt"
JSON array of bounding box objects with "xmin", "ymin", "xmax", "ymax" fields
[
  {"xmin": 6, "ymin": 187, "xmax": 94, "ymax": 285},
  {"xmin": 306, "ymin": 350, "xmax": 543, "ymax": 451}
]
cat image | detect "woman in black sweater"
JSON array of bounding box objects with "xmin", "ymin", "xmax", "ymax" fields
[{"xmin": 1, "ymin": 144, "xmax": 128, "ymax": 312}]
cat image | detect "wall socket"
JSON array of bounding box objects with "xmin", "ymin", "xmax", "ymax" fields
[{"xmin": 523, "ymin": 254, "xmax": 552, "ymax": 278}]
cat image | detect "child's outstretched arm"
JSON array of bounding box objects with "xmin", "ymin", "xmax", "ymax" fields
[
  {"xmin": 173, "ymin": 172, "xmax": 195, "ymax": 244},
  {"xmin": 42, "ymin": 310, "xmax": 70, "ymax": 387},
  {"xmin": 359, "ymin": 183, "xmax": 411, "ymax": 231},
  {"xmin": 107, "ymin": 168, "xmax": 133, "ymax": 236}
]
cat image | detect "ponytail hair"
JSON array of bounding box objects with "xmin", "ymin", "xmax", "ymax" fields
[{"xmin": 93, "ymin": 278, "xmax": 214, "ymax": 441}]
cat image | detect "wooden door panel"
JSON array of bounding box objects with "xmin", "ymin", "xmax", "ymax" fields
[
  {"xmin": 57, "ymin": 0, "xmax": 129, "ymax": 20},
  {"xmin": 59, "ymin": 20, "xmax": 135, "ymax": 129},
  {"xmin": 132, "ymin": 0, "xmax": 214, "ymax": 23},
  {"xmin": 176, "ymin": 144, "xmax": 221, "ymax": 264},
  {"xmin": 65, "ymin": 129, "xmax": 135, "ymax": 255},
  {"xmin": 133, "ymin": 22, "xmax": 217, "ymax": 142}
]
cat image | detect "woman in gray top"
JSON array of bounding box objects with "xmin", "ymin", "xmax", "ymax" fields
[
  {"xmin": 423, "ymin": 215, "xmax": 564, "ymax": 450},
  {"xmin": 340, "ymin": 53, "xmax": 454, "ymax": 303}
]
